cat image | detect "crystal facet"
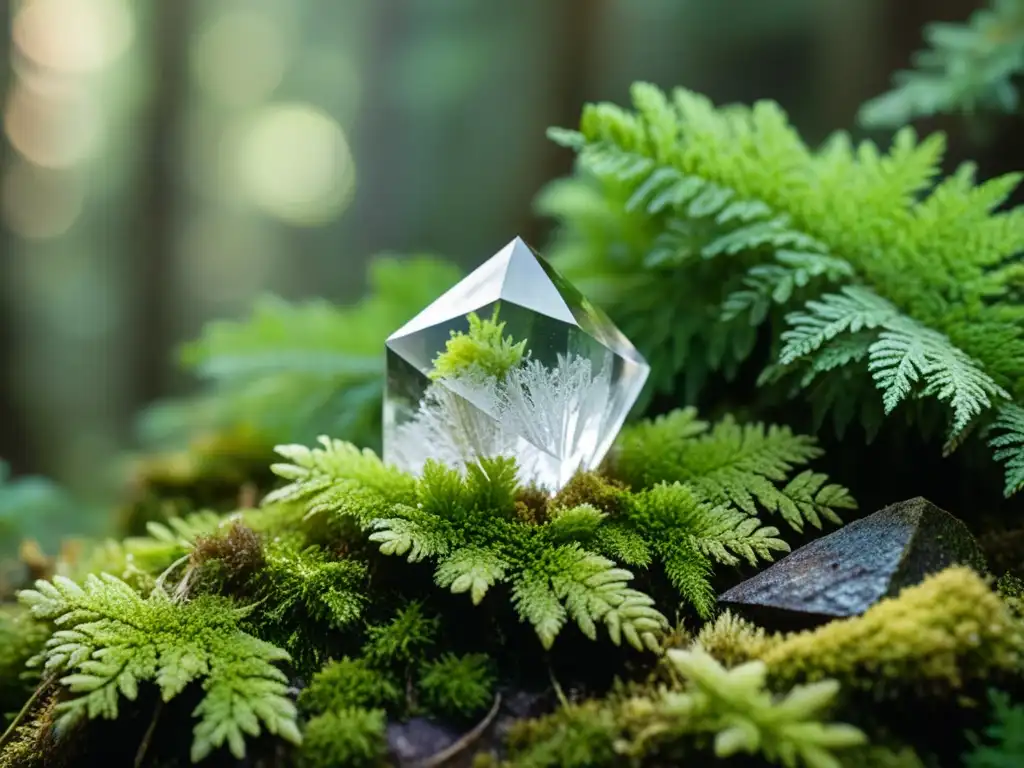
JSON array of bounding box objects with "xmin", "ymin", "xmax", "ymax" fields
[{"xmin": 383, "ymin": 236, "xmax": 649, "ymax": 491}]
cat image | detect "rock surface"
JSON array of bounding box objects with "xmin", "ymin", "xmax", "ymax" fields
[{"xmin": 717, "ymin": 497, "xmax": 986, "ymax": 618}]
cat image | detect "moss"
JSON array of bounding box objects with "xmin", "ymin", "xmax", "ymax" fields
[
  {"xmin": 761, "ymin": 566, "xmax": 1024, "ymax": 693},
  {"xmin": 0, "ymin": 605, "xmax": 47, "ymax": 717},
  {"xmin": 429, "ymin": 306, "xmax": 527, "ymax": 381},
  {"xmin": 0, "ymin": 694, "xmax": 55, "ymax": 768},
  {"xmin": 298, "ymin": 708, "xmax": 387, "ymax": 768},
  {"xmin": 550, "ymin": 472, "xmax": 629, "ymax": 515},
  {"xmin": 298, "ymin": 657, "xmax": 402, "ymax": 714},
  {"xmin": 504, "ymin": 700, "xmax": 620, "ymax": 768},
  {"xmin": 418, "ymin": 653, "xmax": 496, "ymax": 719},
  {"xmin": 692, "ymin": 609, "xmax": 779, "ymax": 667}
]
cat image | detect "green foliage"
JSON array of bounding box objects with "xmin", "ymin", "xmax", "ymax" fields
[
  {"xmin": 429, "ymin": 305, "xmax": 527, "ymax": 381},
  {"xmin": 141, "ymin": 256, "xmax": 460, "ymax": 452},
  {"xmin": 18, "ymin": 574, "xmax": 301, "ymax": 763},
  {"xmin": 503, "ymin": 649, "xmax": 865, "ymax": 768},
  {"xmin": 298, "ymin": 708, "xmax": 386, "ymax": 768},
  {"xmin": 267, "ymin": 443, "xmax": 668, "ymax": 651},
  {"xmin": 0, "ymin": 461, "xmax": 79, "ymax": 557},
  {"xmin": 544, "ymin": 81, "xmax": 1024, "ymax": 494},
  {"xmin": 418, "ymin": 652, "xmax": 495, "ymax": 718},
  {"xmin": 362, "ymin": 601, "xmax": 439, "ymax": 667},
  {"xmin": 244, "ymin": 537, "xmax": 367, "ymax": 673},
  {"xmin": 859, "ymin": 0, "xmax": 1024, "ymax": 128},
  {"xmin": 611, "ymin": 408, "xmax": 856, "ymax": 531},
  {"xmin": 297, "ymin": 657, "xmax": 401, "ymax": 714},
  {"xmin": 504, "ymin": 700, "xmax": 620, "ymax": 768},
  {"xmin": 964, "ymin": 689, "xmax": 1024, "ymax": 768},
  {"xmin": 760, "ymin": 567, "xmax": 1024, "ymax": 693},
  {"xmin": 0, "ymin": 605, "xmax": 47, "ymax": 716},
  {"xmin": 622, "ymin": 648, "xmax": 866, "ymax": 768},
  {"xmin": 989, "ymin": 404, "xmax": 1024, "ymax": 496}
]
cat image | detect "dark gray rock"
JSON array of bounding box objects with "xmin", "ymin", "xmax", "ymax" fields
[
  {"xmin": 717, "ymin": 497, "xmax": 986, "ymax": 619},
  {"xmin": 388, "ymin": 717, "xmax": 462, "ymax": 765}
]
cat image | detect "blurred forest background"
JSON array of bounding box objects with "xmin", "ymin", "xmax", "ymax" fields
[{"xmin": 0, "ymin": 0, "xmax": 1020, "ymax": 513}]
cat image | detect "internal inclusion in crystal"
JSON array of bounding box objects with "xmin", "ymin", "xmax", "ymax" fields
[{"xmin": 383, "ymin": 237, "xmax": 649, "ymax": 492}]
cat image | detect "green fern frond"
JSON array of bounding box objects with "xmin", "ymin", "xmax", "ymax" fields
[
  {"xmin": 544, "ymin": 81, "xmax": 1024, "ymax": 493},
  {"xmin": 778, "ymin": 288, "xmax": 898, "ymax": 365},
  {"xmin": 433, "ymin": 546, "xmax": 509, "ymax": 605},
  {"xmin": 868, "ymin": 318, "xmax": 1008, "ymax": 436},
  {"xmin": 859, "ymin": 0, "xmax": 1024, "ymax": 128},
  {"xmin": 989, "ymin": 403, "xmax": 1024, "ymax": 496},
  {"xmin": 19, "ymin": 574, "xmax": 300, "ymax": 762},
  {"xmin": 514, "ymin": 544, "xmax": 666, "ymax": 651},
  {"xmin": 268, "ymin": 442, "xmax": 668, "ymax": 651},
  {"xmin": 723, "ymin": 251, "xmax": 855, "ymax": 324},
  {"xmin": 145, "ymin": 256, "xmax": 460, "ymax": 451},
  {"xmin": 964, "ymin": 689, "xmax": 1024, "ymax": 768},
  {"xmin": 265, "ymin": 436, "xmax": 416, "ymax": 524},
  {"xmin": 616, "ymin": 411, "xmax": 852, "ymax": 531}
]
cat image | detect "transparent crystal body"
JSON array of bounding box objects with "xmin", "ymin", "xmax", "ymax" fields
[{"xmin": 384, "ymin": 236, "xmax": 649, "ymax": 491}]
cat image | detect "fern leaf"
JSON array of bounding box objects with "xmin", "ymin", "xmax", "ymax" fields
[
  {"xmin": 434, "ymin": 547, "xmax": 509, "ymax": 605},
  {"xmin": 511, "ymin": 569, "xmax": 568, "ymax": 650},
  {"xmin": 592, "ymin": 522, "xmax": 652, "ymax": 567},
  {"xmin": 19, "ymin": 574, "xmax": 299, "ymax": 762},
  {"xmin": 687, "ymin": 506, "xmax": 791, "ymax": 567},
  {"xmin": 722, "ymin": 251, "xmax": 855, "ymax": 324},
  {"xmin": 265, "ymin": 437, "xmax": 416, "ymax": 525},
  {"xmin": 779, "ymin": 287, "xmax": 898, "ymax": 364},
  {"xmin": 868, "ymin": 318, "xmax": 1009, "ymax": 436},
  {"xmin": 989, "ymin": 403, "xmax": 1024, "ymax": 497},
  {"xmin": 659, "ymin": 535, "xmax": 716, "ymax": 619},
  {"xmin": 550, "ymin": 546, "xmax": 667, "ymax": 652},
  {"xmin": 368, "ymin": 515, "xmax": 454, "ymax": 562},
  {"xmin": 611, "ymin": 407, "xmax": 710, "ymax": 488}
]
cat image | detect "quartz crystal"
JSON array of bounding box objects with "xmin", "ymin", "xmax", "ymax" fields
[{"xmin": 383, "ymin": 236, "xmax": 649, "ymax": 491}]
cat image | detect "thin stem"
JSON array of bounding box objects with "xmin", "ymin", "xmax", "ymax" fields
[
  {"xmin": 0, "ymin": 674, "xmax": 56, "ymax": 752},
  {"xmin": 414, "ymin": 692, "xmax": 502, "ymax": 768},
  {"xmin": 135, "ymin": 699, "xmax": 164, "ymax": 768}
]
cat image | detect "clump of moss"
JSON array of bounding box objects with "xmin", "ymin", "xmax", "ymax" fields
[
  {"xmin": 419, "ymin": 653, "xmax": 496, "ymax": 719},
  {"xmin": 504, "ymin": 699, "xmax": 620, "ymax": 768},
  {"xmin": 551, "ymin": 472, "xmax": 629, "ymax": 515},
  {"xmin": 430, "ymin": 305, "xmax": 527, "ymax": 381},
  {"xmin": 692, "ymin": 609, "xmax": 779, "ymax": 668},
  {"xmin": 761, "ymin": 566, "xmax": 1024, "ymax": 693},
  {"xmin": 298, "ymin": 657, "xmax": 401, "ymax": 714},
  {"xmin": 0, "ymin": 604, "xmax": 48, "ymax": 716},
  {"xmin": 501, "ymin": 648, "xmax": 865, "ymax": 768},
  {"xmin": 298, "ymin": 707, "xmax": 387, "ymax": 768}
]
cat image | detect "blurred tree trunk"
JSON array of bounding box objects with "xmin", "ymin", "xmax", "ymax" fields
[
  {"xmin": 0, "ymin": 0, "xmax": 31, "ymax": 474},
  {"xmin": 343, "ymin": 0, "xmax": 408, "ymax": 285},
  {"xmin": 125, "ymin": 0, "xmax": 191, "ymax": 424},
  {"xmin": 521, "ymin": 0, "xmax": 606, "ymax": 247}
]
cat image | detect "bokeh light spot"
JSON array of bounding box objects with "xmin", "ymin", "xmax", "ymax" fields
[
  {"xmin": 13, "ymin": 0, "xmax": 134, "ymax": 75},
  {"xmin": 234, "ymin": 103, "xmax": 356, "ymax": 226},
  {"xmin": 4, "ymin": 80, "xmax": 103, "ymax": 168},
  {"xmin": 2, "ymin": 162, "xmax": 83, "ymax": 239},
  {"xmin": 192, "ymin": 10, "xmax": 288, "ymax": 107}
]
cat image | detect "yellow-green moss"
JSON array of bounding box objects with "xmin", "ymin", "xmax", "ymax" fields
[
  {"xmin": 429, "ymin": 306, "xmax": 526, "ymax": 381},
  {"xmin": 693, "ymin": 609, "xmax": 780, "ymax": 667},
  {"xmin": 761, "ymin": 567, "xmax": 1024, "ymax": 692}
]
